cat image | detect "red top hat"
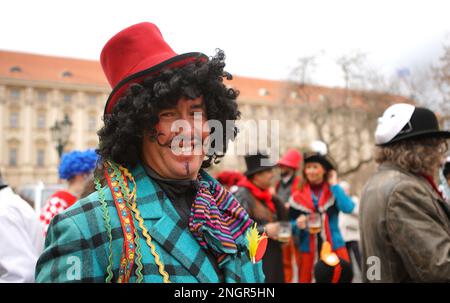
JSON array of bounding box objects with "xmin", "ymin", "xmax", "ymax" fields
[
  {"xmin": 278, "ymin": 149, "xmax": 302, "ymax": 170},
  {"xmin": 100, "ymin": 22, "xmax": 208, "ymax": 115}
]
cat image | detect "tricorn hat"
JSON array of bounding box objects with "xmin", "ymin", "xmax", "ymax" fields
[
  {"xmin": 100, "ymin": 22, "xmax": 208, "ymax": 116},
  {"xmin": 375, "ymin": 103, "xmax": 450, "ymax": 146}
]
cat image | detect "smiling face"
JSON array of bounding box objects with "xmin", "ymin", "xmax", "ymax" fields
[
  {"xmin": 304, "ymin": 162, "xmax": 326, "ymax": 185},
  {"xmin": 141, "ymin": 96, "xmax": 209, "ymax": 180}
]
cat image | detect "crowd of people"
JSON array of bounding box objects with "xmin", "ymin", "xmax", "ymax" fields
[{"xmin": 1, "ymin": 21, "xmax": 450, "ymax": 283}]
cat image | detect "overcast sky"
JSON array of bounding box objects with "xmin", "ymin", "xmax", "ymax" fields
[{"xmin": 1, "ymin": 0, "xmax": 449, "ymax": 87}]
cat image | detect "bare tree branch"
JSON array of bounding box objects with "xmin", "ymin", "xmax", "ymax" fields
[{"xmin": 340, "ymin": 157, "xmax": 373, "ymax": 177}]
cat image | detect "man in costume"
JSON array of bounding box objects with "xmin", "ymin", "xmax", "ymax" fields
[
  {"xmin": 275, "ymin": 149, "xmax": 302, "ymax": 282},
  {"xmin": 36, "ymin": 22, "xmax": 264, "ymax": 283},
  {"xmin": 276, "ymin": 149, "xmax": 302, "ymax": 206},
  {"xmin": 40, "ymin": 149, "xmax": 98, "ymax": 233},
  {"xmin": 360, "ymin": 103, "xmax": 450, "ymax": 282},
  {"xmin": 234, "ymin": 152, "xmax": 288, "ymax": 283}
]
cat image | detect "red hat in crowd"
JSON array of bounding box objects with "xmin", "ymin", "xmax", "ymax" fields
[
  {"xmin": 278, "ymin": 149, "xmax": 302, "ymax": 170},
  {"xmin": 216, "ymin": 171, "xmax": 245, "ymax": 188},
  {"xmin": 100, "ymin": 22, "xmax": 208, "ymax": 116}
]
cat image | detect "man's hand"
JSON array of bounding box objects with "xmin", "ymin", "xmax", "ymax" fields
[{"xmin": 264, "ymin": 222, "xmax": 280, "ymax": 240}]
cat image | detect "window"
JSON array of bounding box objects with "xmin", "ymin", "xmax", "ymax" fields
[
  {"xmin": 37, "ymin": 149, "xmax": 45, "ymax": 167},
  {"xmin": 10, "ymin": 112, "xmax": 19, "ymax": 128},
  {"xmin": 88, "ymin": 115, "xmax": 96, "ymax": 131},
  {"xmin": 87, "ymin": 94, "xmax": 97, "ymax": 105},
  {"xmin": 63, "ymin": 92, "xmax": 72, "ymax": 103},
  {"xmin": 62, "ymin": 70, "xmax": 73, "ymax": 78},
  {"xmin": 9, "ymin": 66, "xmax": 22, "ymax": 73},
  {"xmin": 37, "ymin": 91, "xmax": 47, "ymax": 102},
  {"xmin": 37, "ymin": 113, "xmax": 46, "ymax": 129},
  {"xmin": 9, "ymin": 148, "xmax": 17, "ymax": 166},
  {"xmin": 10, "ymin": 88, "xmax": 20, "ymax": 101}
]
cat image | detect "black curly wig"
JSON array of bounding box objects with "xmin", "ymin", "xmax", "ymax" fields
[{"xmin": 97, "ymin": 50, "xmax": 240, "ymax": 169}]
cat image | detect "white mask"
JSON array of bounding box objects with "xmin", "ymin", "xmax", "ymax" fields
[
  {"xmin": 310, "ymin": 140, "xmax": 328, "ymax": 156},
  {"xmin": 375, "ymin": 103, "xmax": 415, "ymax": 145}
]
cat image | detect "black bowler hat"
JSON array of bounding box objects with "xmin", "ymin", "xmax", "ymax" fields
[
  {"xmin": 375, "ymin": 103, "xmax": 450, "ymax": 146},
  {"xmin": 303, "ymin": 152, "xmax": 337, "ymax": 172},
  {"xmin": 303, "ymin": 140, "xmax": 336, "ymax": 171},
  {"xmin": 243, "ymin": 152, "xmax": 276, "ymax": 177}
]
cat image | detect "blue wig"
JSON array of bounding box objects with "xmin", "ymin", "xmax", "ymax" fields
[{"xmin": 58, "ymin": 149, "xmax": 99, "ymax": 180}]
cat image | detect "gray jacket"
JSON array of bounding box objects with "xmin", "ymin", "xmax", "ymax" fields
[{"xmin": 360, "ymin": 163, "xmax": 450, "ymax": 282}]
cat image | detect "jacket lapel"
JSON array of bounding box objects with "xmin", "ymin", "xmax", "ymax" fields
[
  {"xmin": 420, "ymin": 175, "xmax": 450, "ymax": 229},
  {"xmin": 131, "ymin": 164, "xmax": 219, "ymax": 283}
]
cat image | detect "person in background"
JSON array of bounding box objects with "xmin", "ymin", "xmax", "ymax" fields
[
  {"xmin": 39, "ymin": 149, "xmax": 98, "ymax": 233},
  {"xmin": 0, "ymin": 172, "xmax": 44, "ymax": 282},
  {"xmin": 439, "ymin": 156, "xmax": 450, "ymax": 203},
  {"xmin": 360, "ymin": 103, "xmax": 450, "ymax": 282},
  {"xmin": 276, "ymin": 148, "xmax": 303, "ymax": 283},
  {"xmin": 276, "ymin": 149, "xmax": 303, "ymax": 207},
  {"xmin": 215, "ymin": 170, "xmax": 245, "ymax": 193},
  {"xmin": 289, "ymin": 141, "xmax": 355, "ymax": 283},
  {"xmin": 234, "ymin": 152, "xmax": 288, "ymax": 283},
  {"xmin": 338, "ymin": 180, "xmax": 362, "ymax": 281}
]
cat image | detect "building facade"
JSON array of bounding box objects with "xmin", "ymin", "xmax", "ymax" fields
[
  {"xmin": 0, "ymin": 50, "xmax": 406, "ymax": 192},
  {"xmin": 0, "ymin": 51, "xmax": 109, "ymax": 188}
]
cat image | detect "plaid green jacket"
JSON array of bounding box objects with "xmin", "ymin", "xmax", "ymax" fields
[{"xmin": 35, "ymin": 164, "xmax": 264, "ymax": 283}]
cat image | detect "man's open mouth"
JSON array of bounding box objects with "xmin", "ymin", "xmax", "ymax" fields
[{"xmin": 171, "ymin": 141, "xmax": 203, "ymax": 155}]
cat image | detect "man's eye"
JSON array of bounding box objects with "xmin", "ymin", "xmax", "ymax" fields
[{"xmin": 160, "ymin": 112, "xmax": 176, "ymax": 118}]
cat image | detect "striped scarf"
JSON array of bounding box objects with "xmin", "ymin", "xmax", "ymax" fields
[{"xmin": 189, "ymin": 176, "xmax": 253, "ymax": 265}]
